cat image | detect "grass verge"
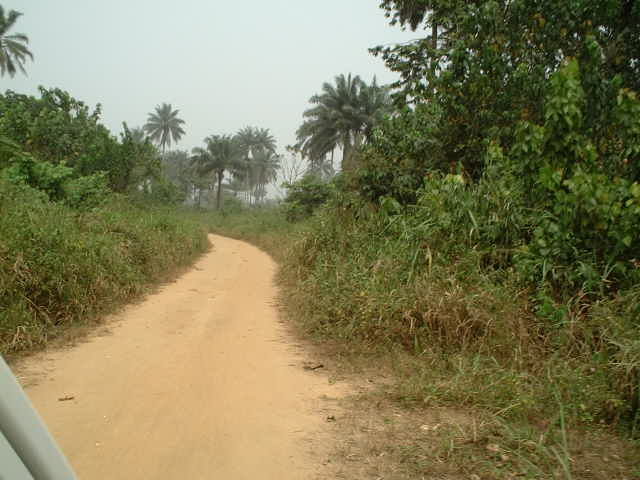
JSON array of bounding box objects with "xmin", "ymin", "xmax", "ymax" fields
[{"xmin": 0, "ymin": 180, "xmax": 209, "ymax": 356}]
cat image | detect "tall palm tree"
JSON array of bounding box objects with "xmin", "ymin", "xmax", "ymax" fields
[
  {"xmin": 297, "ymin": 73, "xmax": 361, "ymax": 170},
  {"xmin": 251, "ymin": 150, "xmax": 281, "ymax": 203},
  {"xmin": 235, "ymin": 126, "xmax": 277, "ymax": 204},
  {"xmin": 295, "ymin": 105, "xmax": 340, "ymax": 169},
  {"xmin": 191, "ymin": 134, "xmax": 240, "ymax": 210},
  {"xmin": 0, "ymin": 6, "xmax": 33, "ymax": 77},
  {"xmin": 296, "ymin": 74, "xmax": 391, "ymax": 171},
  {"xmin": 144, "ymin": 103, "xmax": 186, "ymax": 155}
]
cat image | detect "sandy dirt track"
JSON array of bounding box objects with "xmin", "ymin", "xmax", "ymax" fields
[{"xmin": 18, "ymin": 235, "xmax": 343, "ymax": 479}]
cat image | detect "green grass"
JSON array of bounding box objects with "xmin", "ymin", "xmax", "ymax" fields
[{"xmin": 0, "ymin": 180, "xmax": 209, "ymax": 355}]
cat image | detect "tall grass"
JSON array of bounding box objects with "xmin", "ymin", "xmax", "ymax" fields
[
  {"xmin": 0, "ymin": 180, "xmax": 209, "ymax": 355},
  {"xmin": 282, "ymin": 182, "xmax": 640, "ymax": 431}
]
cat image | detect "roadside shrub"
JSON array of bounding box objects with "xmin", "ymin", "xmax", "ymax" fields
[
  {"xmin": 0, "ymin": 88, "xmax": 157, "ymax": 193},
  {"xmin": 285, "ymin": 180, "xmax": 640, "ymax": 428},
  {"xmin": 283, "ymin": 175, "xmax": 333, "ymax": 221},
  {"xmin": 351, "ymin": 104, "xmax": 443, "ymax": 204},
  {"xmin": 219, "ymin": 194, "xmax": 245, "ymax": 216},
  {"xmin": 1, "ymin": 150, "xmax": 110, "ymax": 208},
  {"xmin": 508, "ymin": 61, "xmax": 640, "ymax": 305}
]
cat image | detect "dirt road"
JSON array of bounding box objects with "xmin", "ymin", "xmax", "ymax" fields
[{"xmin": 17, "ymin": 235, "xmax": 343, "ymax": 479}]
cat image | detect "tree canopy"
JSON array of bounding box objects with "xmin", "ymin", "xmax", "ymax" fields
[
  {"xmin": 0, "ymin": 88, "xmax": 156, "ymax": 194},
  {"xmin": 373, "ymin": 0, "xmax": 640, "ymax": 178},
  {"xmin": 296, "ymin": 74, "xmax": 391, "ymax": 171},
  {"xmin": 191, "ymin": 134, "xmax": 241, "ymax": 210},
  {"xmin": 144, "ymin": 103, "xmax": 186, "ymax": 154}
]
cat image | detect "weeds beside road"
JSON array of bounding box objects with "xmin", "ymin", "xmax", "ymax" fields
[{"xmin": 0, "ymin": 180, "xmax": 208, "ymax": 356}]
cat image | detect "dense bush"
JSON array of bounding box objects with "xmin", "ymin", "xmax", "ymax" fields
[
  {"xmin": 351, "ymin": 104, "xmax": 443, "ymax": 204},
  {"xmin": 286, "ymin": 175, "xmax": 640, "ymax": 430},
  {"xmin": 376, "ymin": 0, "xmax": 640, "ymax": 180},
  {"xmin": 0, "ymin": 88, "xmax": 157, "ymax": 193},
  {"xmin": 282, "ymin": 175, "xmax": 334, "ymax": 221}
]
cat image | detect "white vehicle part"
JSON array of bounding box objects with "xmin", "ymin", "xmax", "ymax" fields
[
  {"xmin": 0, "ymin": 428, "xmax": 34, "ymax": 480},
  {"xmin": 0, "ymin": 355, "xmax": 76, "ymax": 480}
]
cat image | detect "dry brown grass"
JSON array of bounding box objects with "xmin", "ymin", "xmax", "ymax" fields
[{"xmin": 314, "ymin": 359, "xmax": 640, "ymax": 480}]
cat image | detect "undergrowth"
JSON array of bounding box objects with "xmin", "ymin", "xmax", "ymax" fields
[
  {"xmin": 286, "ymin": 189, "xmax": 640, "ymax": 428},
  {"xmin": 0, "ymin": 180, "xmax": 209, "ymax": 355}
]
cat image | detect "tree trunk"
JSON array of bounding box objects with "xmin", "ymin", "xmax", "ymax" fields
[
  {"xmin": 216, "ymin": 170, "xmax": 224, "ymax": 210},
  {"xmin": 341, "ymin": 132, "xmax": 352, "ymax": 172},
  {"xmin": 432, "ymin": 21, "xmax": 437, "ymax": 49},
  {"xmin": 430, "ymin": 20, "xmax": 438, "ymax": 95}
]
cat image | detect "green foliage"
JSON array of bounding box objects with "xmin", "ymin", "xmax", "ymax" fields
[
  {"xmin": 517, "ymin": 168, "xmax": 640, "ymax": 300},
  {"xmin": 218, "ymin": 194, "xmax": 245, "ymax": 216},
  {"xmin": 354, "ymin": 52, "xmax": 640, "ymax": 304},
  {"xmin": 234, "ymin": 126, "xmax": 280, "ymax": 205},
  {"xmin": 1, "ymin": 151, "xmax": 74, "ymax": 199},
  {"xmin": 192, "ymin": 134, "xmax": 243, "ymax": 210},
  {"xmin": 317, "ymin": 56, "xmax": 640, "ymax": 428},
  {"xmin": 282, "ymin": 175, "xmax": 334, "ymax": 221},
  {"xmin": 284, "ymin": 177, "xmax": 640, "ymax": 429},
  {"xmin": 503, "ymin": 61, "xmax": 640, "ymax": 304},
  {"xmin": 374, "ymin": 0, "xmax": 640, "ymax": 179},
  {"xmin": 351, "ymin": 104, "xmax": 442, "ymax": 203},
  {"xmin": 0, "ymin": 149, "xmax": 109, "ymax": 207},
  {"xmin": 0, "ymin": 178, "xmax": 208, "ymax": 355},
  {"xmin": 0, "ymin": 88, "xmax": 157, "ymax": 193},
  {"xmin": 138, "ymin": 177, "xmax": 187, "ymax": 206},
  {"xmin": 267, "ymin": 2, "xmax": 640, "ymax": 448}
]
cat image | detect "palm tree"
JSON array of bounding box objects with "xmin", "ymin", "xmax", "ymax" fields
[
  {"xmin": 0, "ymin": 6, "xmax": 33, "ymax": 77},
  {"xmin": 235, "ymin": 126, "xmax": 277, "ymax": 204},
  {"xmin": 236, "ymin": 126, "xmax": 276, "ymax": 155},
  {"xmin": 191, "ymin": 134, "xmax": 241, "ymax": 210},
  {"xmin": 129, "ymin": 126, "xmax": 147, "ymax": 145},
  {"xmin": 295, "ymin": 105, "xmax": 340, "ymax": 169},
  {"xmin": 251, "ymin": 150, "xmax": 281, "ymax": 203},
  {"xmin": 144, "ymin": 103, "xmax": 186, "ymax": 155},
  {"xmin": 296, "ymin": 74, "xmax": 391, "ymax": 171}
]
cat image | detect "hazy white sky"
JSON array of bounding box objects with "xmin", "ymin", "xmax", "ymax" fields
[{"xmin": 4, "ymin": 1, "xmax": 418, "ymax": 155}]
